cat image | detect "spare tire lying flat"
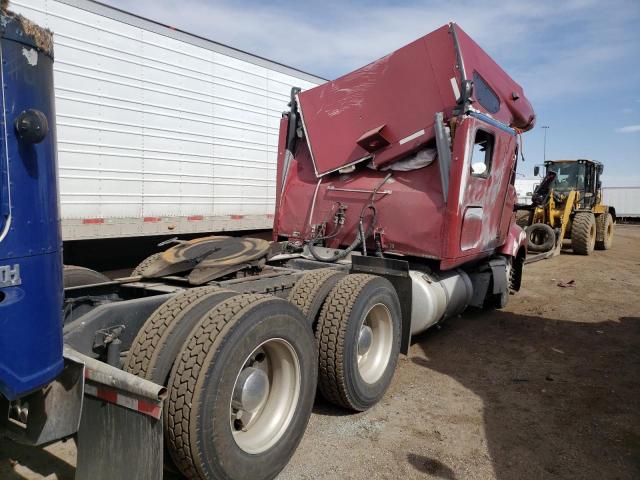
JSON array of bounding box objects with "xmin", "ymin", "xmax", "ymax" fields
[
  {"xmin": 166, "ymin": 294, "xmax": 317, "ymax": 480},
  {"xmin": 525, "ymin": 223, "xmax": 556, "ymax": 252}
]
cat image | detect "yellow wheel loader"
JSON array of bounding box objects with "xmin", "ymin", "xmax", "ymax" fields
[{"xmin": 517, "ymin": 159, "xmax": 615, "ymax": 256}]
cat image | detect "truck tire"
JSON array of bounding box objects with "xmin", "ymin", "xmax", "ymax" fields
[
  {"xmin": 63, "ymin": 265, "xmax": 110, "ymax": 287},
  {"xmin": 287, "ymin": 268, "xmax": 345, "ymax": 326},
  {"xmin": 571, "ymin": 212, "xmax": 596, "ymax": 255},
  {"xmin": 131, "ymin": 252, "xmax": 162, "ymax": 276},
  {"xmin": 123, "ymin": 286, "xmax": 240, "ymax": 472},
  {"xmin": 124, "ymin": 286, "xmax": 239, "ymax": 383},
  {"xmin": 166, "ymin": 294, "xmax": 317, "ymax": 480},
  {"xmin": 595, "ymin": 212, "xmax": 614, "ymax": 250},
  {"xmin": 316, "ymin": 274, "xmax": 401, "ymax": 411},
  {"xmin": 525, "ymin": 223, "xmax": 555, "ymax": 252}
]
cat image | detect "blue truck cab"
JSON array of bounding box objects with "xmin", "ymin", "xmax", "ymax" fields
[{"xmin": 0, "ymin": 10, "xmax": 64, "ymax": 400}]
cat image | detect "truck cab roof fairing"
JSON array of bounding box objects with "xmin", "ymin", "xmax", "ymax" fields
[{"xmin": 297, "ymin": 23, "xmax": 535, "ymax": 177}]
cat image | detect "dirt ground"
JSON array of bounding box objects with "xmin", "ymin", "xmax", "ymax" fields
[{"xmin": 2, "ymin": 226, "xmax": 639, "ymax": 480}]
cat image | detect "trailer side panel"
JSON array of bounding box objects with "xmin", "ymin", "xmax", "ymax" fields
[{"xmin": 11, "ymin": 0, "xmax": 324, "ymax": 240}]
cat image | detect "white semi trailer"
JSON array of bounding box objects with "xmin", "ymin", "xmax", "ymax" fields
[
  {"xmin": 11, "ymin": 0, "xmax": 324, "ymax": 241},
  {"xmin": 602, "ymin": 187, "xmax": 640, "ymax": 219}
]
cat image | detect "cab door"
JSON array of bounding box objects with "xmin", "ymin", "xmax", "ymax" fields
[{"xmin": 442, "ymin": 113, "xmax": 517, "ymax": 266}]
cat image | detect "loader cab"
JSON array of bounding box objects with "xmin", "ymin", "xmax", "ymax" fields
[{"xmin": 545, "ymin": 159, "xmax": 602, "ymax": 209}]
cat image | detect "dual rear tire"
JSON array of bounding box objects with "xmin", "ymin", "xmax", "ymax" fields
[
  {"xmin": 315, "ymin": 274, "xmax": 402, "ymax": 411},
  {"xmin": 125, "ymin": 290, "xmax": 317, "ymax": 480},
  {"xmin": 289, "ymin": 272, "xmax": 402, "ymax": 412},
  {"xmin": 125, "ymin": 271, "xmax": 402, "ymax": 479}
]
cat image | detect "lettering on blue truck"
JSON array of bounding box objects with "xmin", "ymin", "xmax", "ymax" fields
[{"xmin": 0, "ymin": 263, "xmax": 21, "ymax": 287}]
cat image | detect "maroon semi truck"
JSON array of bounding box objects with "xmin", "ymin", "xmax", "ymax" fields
[
  {"xmin": 126, "ymin": 21, "xmax": 535, "ymax": 478},
  {"xmin": 4, "ymin": 20, "xmax": 535, "ymax": 480}
]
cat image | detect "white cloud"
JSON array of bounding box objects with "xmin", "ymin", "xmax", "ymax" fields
[
  {"xmin": 102, "ymin": 0, "xmax": 639, "ymax": 104},
  {"xmin": 616, "ymin": 125, "xmax": 640, "ymax": 133}
]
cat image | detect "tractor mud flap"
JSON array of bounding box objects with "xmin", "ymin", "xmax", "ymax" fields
[
  {"xmin": 67, "ymin": 348, "xmax": 166, "ymax": 480},
  {"xmin": 0, "ymin": 351, "xmax": 84, "ymax": 446}
]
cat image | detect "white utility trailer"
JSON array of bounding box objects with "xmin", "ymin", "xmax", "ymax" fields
[{"xmin": 11, "ymin": 0, "xmax": 324, "ymax": 241}]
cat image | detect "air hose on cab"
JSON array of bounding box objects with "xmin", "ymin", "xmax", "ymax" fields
[{"xmin": 307, "ymin": 173, "xmax": 392, "ymax": 263}]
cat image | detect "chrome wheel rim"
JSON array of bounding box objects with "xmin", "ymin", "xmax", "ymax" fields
[
  {"xmin": 230, "ymin": 338, "xmax": 301, "ymax": 454},
  {"xmin": 357, "ymin": 303, "xmax": 393, "ymax": 384}
]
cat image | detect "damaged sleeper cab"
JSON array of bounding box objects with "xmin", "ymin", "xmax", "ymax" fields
[{"xmin": 272, "ymin": 22, "xmax": 535, "ymax": 409}]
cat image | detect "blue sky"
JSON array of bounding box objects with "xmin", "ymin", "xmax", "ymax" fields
[{"xmin": 103, "ymin": 0, "xmax": 640, "ymax": 186}]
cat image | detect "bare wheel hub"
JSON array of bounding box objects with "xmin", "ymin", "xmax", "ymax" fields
[
  {"xmin": 356, "ymin": 303, "xmax": 393, "ymax": 384},
  {"xmin": 357, "ymin": 325, "xmax": 373, "ymax": 356},
  {"xmin": 232, "ymin": 367, "xmax": 269, "ymax": 413},
  {"xmin": 230, "ymin": 339, "xmax": 301, "ymax": 454}
]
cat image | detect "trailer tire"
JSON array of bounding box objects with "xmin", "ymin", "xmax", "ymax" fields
[
  {"xmin": 571, "ymin": 212, "xmax": 596, "ymax": 255},
  {"xmin": 166, "ymin": 294, "xmax": 317, "ymax": 480},
  {"xmin": 595, "ymin": 212, "xmax": 614, "ymax": 250},
  {"xmin": 62, "ymin": 265, "xmax": 110, "ymax": 287},
  {"xmin": 287, "ymin": 268, "xmax": 345, "ymax": 327},
  {"xmin": 316, "ymin": 274, "xmax": 401, "ymax": 411},
  {"xmin": 131, "ymin": 252, "xmax": 162, "ymax": 276},
  {"xmin": 525, "ymin": 223, "xmax": 555, "ymax": 252}
]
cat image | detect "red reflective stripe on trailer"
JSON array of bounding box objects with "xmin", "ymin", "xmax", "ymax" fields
[
  {"xmin": 187, "ymin": 215, "xmax": 203, "ymax": 221},
  {"xmin": 144, "ymin": 217, "xmax": 161, "ymax": 222},
  {"xmin": 230, "ymin": 215, "xmax": 244, "ymax": 220},
  {"xmin": 138, "ymin": 399, "xmax": 161, "ymax": 418},
  {"xmin": 82, "ymin": 218, "xmax": 104, "ymax": 224}
]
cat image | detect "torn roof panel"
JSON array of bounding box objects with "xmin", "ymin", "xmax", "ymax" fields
[{"xmin": 297, "ymin": 23, "xmax": 534, "ymax": 177}]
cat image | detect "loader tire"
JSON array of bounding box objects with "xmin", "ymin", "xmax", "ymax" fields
[
  {"xmin": 287, "ymin": 268, "xmax": 345, "ymax": 327},
  {"xmin": 571, "ymin": 212, "xmax": 596, "ymax": 255},
  {"xmin": 63, "ymin": 265, "xmax": 110, "ymax": 288},
  {"xmin": 525, "ymin": 223, "xmax": 555, "ymax": 252},
  {"xmin": 131, "ymin": 252, "xmax": 162, "ymax": 276},
  {"xmin": 316, "ymin": 274, "xmax": 401, "ymax": 411},
  {"xmin": 166, "ymin": 294, "xmax": 317, "ymax": 480},
  {"xmin": 595, "ymin": 212, "xmax": 614, "ymax": 250}
]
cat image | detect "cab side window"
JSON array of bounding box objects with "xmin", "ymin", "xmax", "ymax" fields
[{"xmin": 470, "ymin": 129, "xmax": 494, "ymax": 178}]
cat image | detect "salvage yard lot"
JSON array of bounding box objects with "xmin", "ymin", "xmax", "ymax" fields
[{"xmin": 2, "ymin": 226, "xmax": 639, "ymax": 480}]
